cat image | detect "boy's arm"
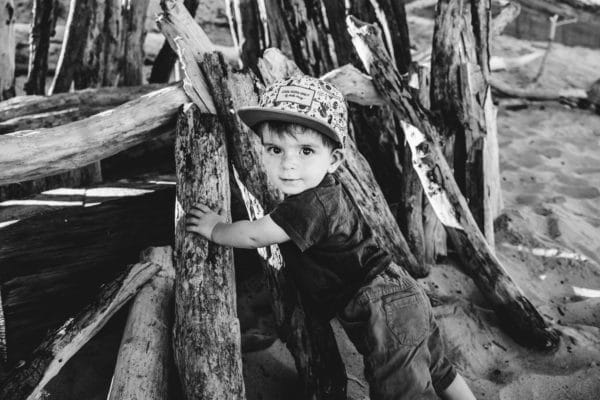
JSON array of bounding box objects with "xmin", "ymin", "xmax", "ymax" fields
[{"xmin": 186, "ymin": 203, "xmax": 290, "ymax": 249}]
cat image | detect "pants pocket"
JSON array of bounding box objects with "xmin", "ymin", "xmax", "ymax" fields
[{"xmin": 382, "ymin": 291, "xmax": 429, "ymax": 346}]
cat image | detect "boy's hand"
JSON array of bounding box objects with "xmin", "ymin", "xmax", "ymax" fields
[{"xmin": 185, "ymin": 203, "xmax": 225, "ymax": 240}]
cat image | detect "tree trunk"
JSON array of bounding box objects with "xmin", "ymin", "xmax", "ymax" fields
[
  {"xmin": 0, "ymin": 185, "xmax": 175, "ymax": 363},
  {"xmin": 430, "ymin": 0, "xmax": 501, "ymax": 245},
  {"xmin": 23, "ymin": 0, "xmax": 59, "ymax": 95},
  {"xmin": 0, "ymin": 83, "xmax": 187, "ymax": 185},
  {"xmin": 347, "ymin": 16, "xmax": 560, "ymax": 351},
  {"xmin": 226, "ymin": 0, "xmax": 268, "ymax": 75},
  {"xmin": 149, "ymin": 0, "xmax": 199, "ymax": 83},
  {"xmin": 107, "ymin": 246, "xmax": 175, "ymax": 400},
  {"xmin": 0, "ymin": 260, "xmax": 161, "ymax": 400},
  {"xmin": 201, "ymin": 51, "xmax": 346, "ymax": 400},
  {"xmin": 173, "ymin": 105, "xmax": 245, "ymax": 400},
  {"xmin": 0, "ymin": 0, "xmax": 16, "ymax": 100},
  {"xmin": 118, "ymin": 0, "xmax": 151, "ymax": 86}
]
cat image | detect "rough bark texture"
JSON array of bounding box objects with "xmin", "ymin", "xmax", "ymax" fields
[
  {"xmin": 0, "ymin": 260, "xmax": 161, "ymax": 400},
  {"xmin": 0, "ymin": 186, "xmax": 175, "ymax": 363},
  {"xmin": 0, "ymin": 0, "xmax": 16, "ymax": 100},
  {"xmin": 430, "ymin": 0, "xmax": 501, "ymax": 245},
  {"xmin": 173, "ymin": 105, "xmax": 245, "ymax": 400},
  {"xmin": 149, "ymin": 0, "xmax": 199, "ymax": 83},
  {"xmin": 226, "ymin": 0, "xmax": 263, "ymax": 74},
  {"xmin": 0, "ymin": 83, "xmax": 186, "ymax": 185},
  {"xmin": 347, "ymin": 16, "xmax": 560, "ymax": 351},
  {"xmin": 118, "ymin": 0, "xmax": 151, "ymax": 86},
  {"xmin": 107, "ymin": 246, "xmax": 175, "ymax": 400},
  {"xmin": 201, "ymin": 52, "xmax": 345, "ymax": 400},
  {"xmin": 23, "ymin": 0, "xmax": 59, "ymax": 95}
]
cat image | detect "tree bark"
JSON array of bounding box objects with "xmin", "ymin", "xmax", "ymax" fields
[
  {"xmin": 0, "ymin": 185, "xmax": 175, "ymax": 363},
  {"xmin": 0, "ymin": 260, "xmax": 161, "ymax": 400},
  {"xmin": 225, "ymin": 0, "xmax": 264, "ymax": 74},
  {"xmin": 347, "ymin": 16, "xmax": 560, "ymax": 351},
  {"xmin": 149, "ymin": 0, "xmax": 199, "ymax": 84},
  {"xmin": 173, "ymin": 105, "xmax": 245, "ymax": 400},
  {"xmin": 0, "ymin": 0, "xmax": 16, "ymax": 100},
  {"xmin": 0, "ymin": 83, "xmax": 187, "ymax": 185},
  {"xmin": 107, "ymin": 246, "xmax": 175, "ymax": 400},
  {"xmin": 118, "ymin": 0, "xmax": 151, "ymax": 86},
  {"xmin": 23, "ymin": 0, "xmax": 59, "ymax": 95},
  {"xmin": 430, "ymin": 0, "xmax": 501, "ymax": 245}
]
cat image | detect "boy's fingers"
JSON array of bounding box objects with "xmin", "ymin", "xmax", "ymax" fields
[{"xmin": 194, "ymin": 203, "xmax": 212, "ymax": 212}]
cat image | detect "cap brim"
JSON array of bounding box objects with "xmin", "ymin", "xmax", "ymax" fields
[{"xmin": 237, "ymin": 106, "xmax": 341, "ymax": 145}]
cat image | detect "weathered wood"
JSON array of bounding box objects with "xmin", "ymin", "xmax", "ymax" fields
[
  {"xmin": 149, "ymin": 0, "xmax": 199, "ymax": 83},
  {"xmin": 23, "ymin": 0, "xmax": 59, "ymax": 95},
  {"xmin": 107, "ymin": 246, "xmax": 175, "ymax": 400},
  {"xmin": 174, "ymin": 104, "xmax": 245, "ymax": 400},
  {"xmin": 347, "ymin": 16, "xmax": 560, "ymax": 350},
  {"xmin": 430, "ymin": 0, "xmax": 499, "ymax": 244},
  {"xmin": 0, "ymin": 186, "xmax": 175, "ymax": 363},
  {"xmin": 491, "ymin": 77, "xmax": 588, "ymax": 101},
  {"xmin": 118, "ymin": 0, "xmax": 151, "ymax": 86},
  {"xmin": 0, "ymin": 84, "xmax": 166, "ymax": 124},
  {"xmin": 492, "ymin": 2, "xmax": 521, "ymax": 37},
  {"xmin": 0, "ymin": 0, "xmax": 16, "ymax": 100},
  {"xmin": 515, "ymin": 0, "xmax": 600, "ymax": 24},
  {"xmin": 0, "ymin": 83, "xmax": 187, "ymax": 185},
  {"xmin": 226, "ymin": 0, "xmax": 264, "ymax": 73},
  {"xmin": 0, "ymin": 260, "xmax": 161, "ymax": 400},
  {"xmin": 320, "ymin": 64, "xmax": 385, "ymax": 106}
]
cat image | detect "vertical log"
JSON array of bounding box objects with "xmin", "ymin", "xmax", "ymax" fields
[
  {"xmin": 0, "ymin": 0, "xmax": 16, "ymax": 100},
  {"xmin": 118, "ymin": 0, "xmax": 151, "ymax": 86},
  {"xmin": 226, "ymin": 0, "xmax": 264, "ymax": 74},
  {"xmin": 430, "ymin": 0, "xmax": 501, "ymax": 245},
  {"xmin": 107, "ymin": 246, "xmax": 175, "ymax": 400},
  {"xmin": 149, "ymin": 0, "xmax": 199, "ymax": 83},
  {"xmin": 24, "ymin": 0, "xmax": 59, "ymax": 95},
  {"xmin": 173, "ymin": 104, "xmax": 245, "ymax": 400}
]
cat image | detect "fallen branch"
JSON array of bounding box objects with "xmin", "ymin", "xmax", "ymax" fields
[
  {"xmin": 0, "ymin": 83, "xmax": 188, "ymax": 185},
  {"xmin": 0, "ymin": 259, "xmax": 162, "ymax": 400},
  {"xmin": 347, "ymin": 15, "xmax": 560, "ymax": 350},
  {"xmin": 491, "ymin": 76, "xmax": 588, "ymax": 100},
  {"xmin": 492, "ymin": 2, "xmax": 522, "ymax": 37}
]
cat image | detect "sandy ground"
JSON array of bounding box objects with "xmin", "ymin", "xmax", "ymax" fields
[{"xmin": 5, "ymin": 1, "xmax": 600, "ymax": 400}]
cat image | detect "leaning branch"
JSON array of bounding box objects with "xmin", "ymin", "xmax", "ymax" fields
[{"xmin": 347, "ymin": 15, "xmax": 560, "ymax": 351}]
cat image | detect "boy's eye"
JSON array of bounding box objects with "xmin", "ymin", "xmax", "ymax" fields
[
  {"xmin": 301, "ymin": 147, "xmax": 314, "ymax": 155},
  {"xmin": 267, "ymin": 146, "xmax": 281, "ymax": 154}
]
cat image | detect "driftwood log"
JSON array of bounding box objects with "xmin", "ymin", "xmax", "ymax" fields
[
  {"xmin": 347, "ymin": 16, "xmax": 560, "ymax": 351},
  {"xmin": 0, "ymin": 83, "xmax": 187, "ymax": 185},
  {"xmin": 23, "ymin": 0, "xmax": 59, "ymax": 95},
  {"xmin": 0, "ymin": 0, "xmax": 16, "ymax": 100},
  {"xmin": 118, "ymin": 0, "xmax": 151, "ymax": 86},
  {"xmin": 107, "ymin": 246, "xmax": 175, "ymax": 400},
  {"xmin": 0, "ymin": 186, "xmax": 175, "ymax": 362},
  {"xmin": 173, "ymin": 105, "xmax": 245, "ymax": 399},
  {"xmin": 0, "ymin": 259, "xmax": 162, "ymax": 400}
]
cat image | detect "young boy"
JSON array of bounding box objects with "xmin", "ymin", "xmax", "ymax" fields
[{"xmin": 186, "ymin": 75, "xmax": 476, "ymax": 400}]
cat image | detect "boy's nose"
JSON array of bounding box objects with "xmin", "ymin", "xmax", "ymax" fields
[{"xmin": 281, "ymin": 154, "xmax": 298, "ymax": 169}]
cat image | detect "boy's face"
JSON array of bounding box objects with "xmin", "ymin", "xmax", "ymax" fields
[{"xmin": 260, "ymin": 125, "xmax": 344, "ymax": 195}]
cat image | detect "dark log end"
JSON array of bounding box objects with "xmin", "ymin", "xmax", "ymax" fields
[{"xmin": 495, "ymin": 296, "xmax": 561, "ymax": 351}]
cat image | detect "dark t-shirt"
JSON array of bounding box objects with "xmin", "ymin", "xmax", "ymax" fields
[{"xmin": 270, "ymin": 174, "xmax": 392, "ymax": 318}]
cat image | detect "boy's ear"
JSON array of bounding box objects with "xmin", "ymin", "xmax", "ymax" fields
[{"xmin": 327, "ymin": 148, "xmax": 345, "ymax": 173}]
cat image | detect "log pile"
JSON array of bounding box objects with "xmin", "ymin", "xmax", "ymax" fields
[{"xmin": 0, "ymin": 0, "xmax": 569, "ymax": 397}]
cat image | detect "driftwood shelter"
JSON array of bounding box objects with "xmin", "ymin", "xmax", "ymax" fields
[{"xmin": 1, "ymin": 0, "xmax": 600, "ymax": 399}]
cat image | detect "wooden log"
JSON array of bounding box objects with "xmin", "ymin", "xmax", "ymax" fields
[
  {"xmin": 0, "ymin": 0, "xmax": 16, "ymax": 100},
  {"xmin": 347, "ymin": 16, "xmax": 560, "ymax": 350},
  {"xmin": 118, "ymin": 0, "xmax": 151, "ymax": 86},
  {"xmin": 23, "ymin": 0, "xmax": 59, "ymax": 95},
  {"xmin": 0, "ymin": 186, "xmax": 175, "ymax": 363},
  {"xmin": 226, "ymin": 0, "xmax": 264, "ymax": 73},
  {"xmin": 320, "ymin": 64, "xmax": 385, "ymax": 106},
  {"xmin": 149, "ymin": 0, "xmax": 199, "ymax": 83},
  {"xmin": 515, "ymin": 0, "xmax": 600, "ymax": 24},
  {"xmin": 491, "ymin": 76, "xmax": 588, "ymax": 101},
  {"xmin": 173, "ymin": 105, "xmax": 245, "ymax": 400},
  {"xmin": 0, "ymin": 260, "xmax": 162, "ymax": 400},
  {"xmin": 201, "ymin": 52, "xmax": 345, "ymax": 400},
  {"xmin": 0, "ymin": 83, "xmax": 187, "ymax": 185},
  {"xmin": 430, "ymin": 0, "xmax": 499, "ymax": 245},
  {"xmin": 492, "ymin": 2, "xmax": 521, "ymax": 37},
  {"xmin": 107, "ymin": 246, "xmax": 175, "ymax": 400}
]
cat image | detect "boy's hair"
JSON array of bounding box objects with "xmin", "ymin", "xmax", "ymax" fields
[{"xmin": 256, "ymin": 121, "xmax": 341, "ymax": 150}]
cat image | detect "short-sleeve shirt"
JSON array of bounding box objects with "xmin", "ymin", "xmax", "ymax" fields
[{"xmin": 270, "ymin": 174, "xmax": 392, "ymax": 318}]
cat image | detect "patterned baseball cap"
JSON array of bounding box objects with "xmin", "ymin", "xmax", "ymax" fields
[{"xmin": 238, "ymin": 75, "xmax": 348, "ymax": 147}]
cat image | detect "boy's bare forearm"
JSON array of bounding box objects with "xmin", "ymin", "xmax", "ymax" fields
[{"xmin": 211, "ymin": 221, "xmax": 266, "ymax": 249}]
